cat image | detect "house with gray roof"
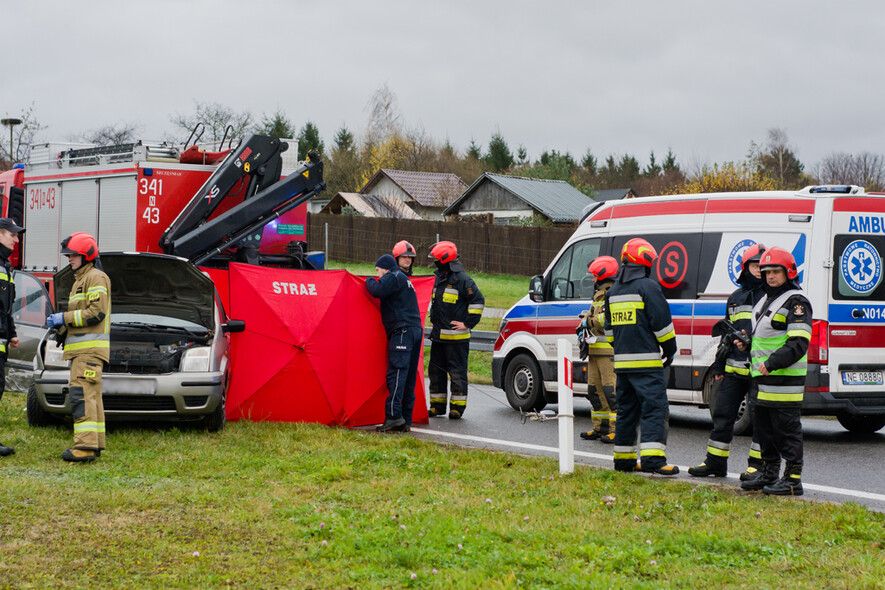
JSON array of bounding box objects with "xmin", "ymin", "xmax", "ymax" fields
[
  {"xmin": 443, "ymin": 172, "xmax": 595, "ymax": 225},
  {"xmin": 359, "ymin": 169, "xmax": 468, "ymax": 220},
  {"xmin": 319, "ymin": 192, "xmax": 423, "ymax": 219}
]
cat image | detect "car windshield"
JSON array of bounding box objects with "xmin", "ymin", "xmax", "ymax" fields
[{"xmin": 112, "ymin": 313, "xmax": 208, "ymax": 334}]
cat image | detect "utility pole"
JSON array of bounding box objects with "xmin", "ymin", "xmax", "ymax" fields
[{"xmin": 1, "ymin": 118, "xmax": 23, "ymax": 163}]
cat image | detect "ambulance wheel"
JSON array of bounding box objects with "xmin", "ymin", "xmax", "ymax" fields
[
  {"xmin": 704, "ymin": 372, "xmax": 752, "ymax": 436},
  {"xmin": 26, "ymin": 384, "xmax": 57, "ymax": 427},
  {"xmin": 504, "ymin": 354, "xmax": 546, "ymax": 411},
  {"xmin": 837, "ymin": 414, "xmax": 885, "ymax": 434}
]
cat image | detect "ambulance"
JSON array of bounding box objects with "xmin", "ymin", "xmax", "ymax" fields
[{"xmin": 492, "ymin": 185, "xmax": 885, "ymax": 434}]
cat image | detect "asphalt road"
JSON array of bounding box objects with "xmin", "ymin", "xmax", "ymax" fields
[{"xmin": 409, "ymin": 383, "xmax": 885, "ymax": 513}]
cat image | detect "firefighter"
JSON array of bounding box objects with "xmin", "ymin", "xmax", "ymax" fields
[
  {"xmin": 0, "ymin": 218, "xmax": 25, "ymax": 458},
  {"xmin": 427, "ymin": 241, "xmax": 484, "ymax": 419},
  {"xmin": 738, "ymin": 247, "xmax": 811, "ymax": 496},
  {"xmin": 365, "ymin": 254, "xmax": 423, "ymax": 432},
  {"xmin": 605, "ymin": 238, "xmax": 679, "ymax": 475},
  {"xmin": 46, "ymin": 233, "xmax": 110, "ymax": 463},
  {"xmin": 392, "ymin": 240, "xmax": 416, "ymax": 276},
  {"xmin": 577, "ymin": 255, "xmax": 619, "ymax": 443},
  {"xmin": 689, "ymin": 243, "xmax": 766, "ymax": 479}
]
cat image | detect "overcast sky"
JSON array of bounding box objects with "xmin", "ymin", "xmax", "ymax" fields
[{"xmin": 3, "ymin": 1, "xmax": 883, "ymax": 172}]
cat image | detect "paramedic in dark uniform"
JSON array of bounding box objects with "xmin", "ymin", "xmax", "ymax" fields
[
  {"xmin": 689, "ymin": 243, "xmax": 766, "ymax": 479},
  {"xmin": 427, "ymin": 241, "xmax": 484, "ymax": 419},
  {"xmin": 605, "ymin": 238, "xmax": 679, "ymax": 475},
  {"xmin": 0, "ymin": 218, "xmax": 25, "ymax": 458},
  {"xmin": 366, "ymin": 254, "xmax": 423, "ymax": 433},
  {"xmin": 46, "ymin": 233, "xmax": 111, "ymax": 462},
  {"xmin": 738, "ymin": 247, "xmax": 811, "ymax": 496},
  {"xmin": 578, "ymin": 255, "xmax": 619, "ymax": 443}
]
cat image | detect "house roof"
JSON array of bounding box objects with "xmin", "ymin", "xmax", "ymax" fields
[
  {"xmin": 320, "ymin": 192, "xmax": 422, "ymax": 219},
  {"xmin": 361, "ymin": 169, "xmax": 467, "ymax": 208},
  {"xmin": 593, "ymin": 188, "xmax": 634, "ymax": 201},
  {"xmin": 444, "ymin": 173, "xmax": 594, "ymax": 223}
]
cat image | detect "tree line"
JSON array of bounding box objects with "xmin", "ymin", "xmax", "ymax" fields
[{"xmin": 2, "ymin": 86, "xmax": 884, "ymax": 195}]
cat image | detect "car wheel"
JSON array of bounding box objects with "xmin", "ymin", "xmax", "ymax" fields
[
  {"xmin": 504, "ymin": 353, "xmax": 546, "ymax": 412},
  {"xmin": 836, "ymin": 414, "xmax": 885, "ymax": 434},
  {"xmin": 26, "ymin": 383, "xmax": 57, "ymax": 427},
  {"xmin": 200, "ymin": 390, "xmax": 226, "ymax": 432},
  {"xmin": 704, "ymin": 372, "xmax": 753, "ymax": 437}
]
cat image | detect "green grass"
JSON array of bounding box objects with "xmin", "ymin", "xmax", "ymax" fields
[{"xmin": 1, "ymin": 389, "xmax": 882, "ymax": 588}]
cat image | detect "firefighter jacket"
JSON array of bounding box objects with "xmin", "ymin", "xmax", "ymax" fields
[
  {"xmin": 61, "ymin": 262, "xmax": 111, "ymax": 363},
  {"xmin": 578, "ymin": 279, "xmax": 613, "ymax": 357},
  {"xmin": 0, "ymin": 245, "xmax": 17, "ymax": 348},
  {"xmin": 428, "ymin": 260, "xmax": 484, "ymax": 342},
  {"xmin": 365, "ymin": 269, "xmax": 421, "ymax": 337},
  {"xmin": 710, "ymin": 284, "xmax": 764, "ymax": 378},
  {"xmin": 604, "ymin": 264, "xmax": 676, "ymax": 373},
  {"xmin": 750, "ymin": 286, "xmax": 812, "ymax": 408}
]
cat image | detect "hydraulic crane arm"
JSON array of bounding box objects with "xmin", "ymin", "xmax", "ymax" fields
[
  {"xmin": 160, "ymin": 134, "xmax": 286, "ymax": 252},
  {"xmin": 165, "ymin": 152, "xmax": 325, "ymax": 265}
]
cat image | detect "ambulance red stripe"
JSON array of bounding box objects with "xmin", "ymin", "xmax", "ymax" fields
[{"xmin": 834, "ymin": 198, "xmax": 885, "ymax": 212}]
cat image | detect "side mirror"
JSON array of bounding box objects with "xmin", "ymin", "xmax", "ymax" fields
[
  {"xmin": 528, "ymin": 275, "xmax": 545, "ymax": 302},
  {"xmin": 222, "ymin": 319, "xmax": 246, "ymax": 333}
]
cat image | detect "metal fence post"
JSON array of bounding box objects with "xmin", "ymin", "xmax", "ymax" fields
[{"xmin": 325, "ymin": 222, "xmax": 329, "ymax": 264}]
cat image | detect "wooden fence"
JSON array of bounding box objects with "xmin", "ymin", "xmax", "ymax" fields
[{"xmin": 307, "ymin": 214, "xmax": 575, "ymax": 277}]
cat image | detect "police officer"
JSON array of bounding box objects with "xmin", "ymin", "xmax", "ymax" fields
[
  {"xmin": 46, "ymin": 233, "xmax": 111, "ymax": 462},
  {"xmin": 392, "ymin": 240, "xmax": 416, "ymax": 276},
  {"xmin": 578, "ymin": 256, "xmax": 619, "ymax": 443},
  {"xmin": 366, "ymin": 254, "xmax": 423, "ymax": 433},
  {"xmin": 0, "ymin": 218, "xmax": 25, "ymax": 458},
  {"xmin": 689, "ymin": 243, "xmax": 766, "ymax": 479},
  {"xmin": 605, "ymin": 238, "xmax": 679, "ymax": 475},
  {"xmin": 739, "ymin": 247, "xmax": 811, "ymax": 496},
  {"xmin": 427, "ymin": 241, "xmax": 484, "ymax": 419}
]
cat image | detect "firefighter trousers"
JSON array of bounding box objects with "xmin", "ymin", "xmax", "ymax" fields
[
  {"xmin": 385, "ymin": 326, "xmax": 423, "ymax": 424},
  {"xmin": 428, "ymin": 340, "xmax": 469, "ymax": 416},
  {"xmin": 586, "ymin": 355, "xmax": 616, "ymax": 435},
  {"xmin": 69, "ymin": 354, "xmax": 106, "ymax": 451},
  {"xmin": 613, "ymin": 369, "xmax": 669, "ymax": 471},
  {"xmin": 704, "ymin": 374, "xmax": 762, "ymax": 470},
  {"xmin": 754, "ymin": 404, "xmax": 803, "ymax": 466}
]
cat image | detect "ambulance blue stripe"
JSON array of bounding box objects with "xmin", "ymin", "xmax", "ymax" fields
[{"xmin": 829, "ymin": 303, "xmax": 885, "ymax": 323}]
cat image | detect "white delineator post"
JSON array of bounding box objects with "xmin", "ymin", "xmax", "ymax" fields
[{"xmin": 558, "ymin": 338, "xmax": 574, "ymax": 474}]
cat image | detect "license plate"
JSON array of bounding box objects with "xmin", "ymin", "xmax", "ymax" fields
[{"xmin": 842, "ymin": 371, "xmax": 884, "ymax": 386}]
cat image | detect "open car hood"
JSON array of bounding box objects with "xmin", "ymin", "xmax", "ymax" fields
[{"xmin": 54, "ymin": 252, "xmax": 216, "ymax": 329}]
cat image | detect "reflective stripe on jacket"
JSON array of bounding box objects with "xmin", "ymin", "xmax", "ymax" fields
[
  {"xmin": 429, "ymin": 266, "xmax": 484, "ymax": 342},
  {"xmin": 62, "ymin": 262, "xmax": 111, "ymax": 362}
]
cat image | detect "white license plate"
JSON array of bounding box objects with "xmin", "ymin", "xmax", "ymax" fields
[{"xmin": 842, "ymin": 371, "xmax": 884, "ymax": 386}]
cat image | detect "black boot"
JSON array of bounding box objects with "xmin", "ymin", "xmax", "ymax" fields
[
  {"xmin": 376, "ymin": 417, "xmax": 406, "ymax": 432},
  {"xmin": 0, "ymin": 444, "xmax": 14, "ymax": 457},
  {"xmin": 688, "ymin": 461, "xmax": 727, "ymax": 477},
  {"xmin": 763, "ymin": 462, "xmax": 803, "ymax": 496},
  {"xmin": 740, "ymin": 461, "xmax": 779, "ymax": 491}
]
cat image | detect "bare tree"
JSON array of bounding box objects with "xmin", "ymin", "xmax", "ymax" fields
[
  {"xmin": 364, "ymin": 83, "xmax": 401, "ymax": 146},
  {"xmin": 816, "ymin": 152, "xmax": 885, "ymax": 190},
  {"xmin": 0, "ymin": 103, "xmax": 45, "ymax": 167},
  {"xmin": 79, "ymin": 122, "xmax": 141, "ymax": 146},
  {"xmin": 171, "ymin": 101, "xmax": 253, "ymax": 146}
]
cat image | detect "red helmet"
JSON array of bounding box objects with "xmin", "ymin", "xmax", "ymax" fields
[
  {"xmin": 429, "ymin": 241, "xmax": 458, "ymax": 264},
  {"xmin": 759, "ymin": 246, "xmax": 798, "ymax": 279},
  {"xmin": 392, "ymin": 240, "xmax": 416, "ymax": 259},
  {"xmin": 60, "ymin": 232, "xmax": 99, "ymax": 261},
  {"xmin": 621, "ymin": 238, "xmax": 657, "ymax": 267},
  {"xmin": 588, "ymin": 256, "xmax": 619, "ymax": 281},
  {"xmin": 740, "ymin": 242, "xmax": 767, "ymax": 270}
]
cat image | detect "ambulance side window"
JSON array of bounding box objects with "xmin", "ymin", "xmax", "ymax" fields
[
  {"xmin": 833, "ymin": 235, "xmax": 885, "ymax": 301},
  {"xmin": 548, "ymin": 238, "xmax": 602, "ymax": 301}
]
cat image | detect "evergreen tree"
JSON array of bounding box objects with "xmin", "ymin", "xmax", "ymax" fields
[
  {"xmin": 467, "ymin": 138, "xmax": 482, "ymax": 160},
  {"xmin": 582, "ymin": 150, "xmax": 597, "ymax": 176},
  {"xmin": 484, "ymin": 132, "xmax": 514, "ymax": 173},
  {"xmin": 256, "ymin": 109, "xmax": 296, "ymax": 138},
  {"xmin": 662, "ymin": 149, "xmax": 680, "ymax": 172},
  {"xmin": 644, "ymin": 151, "xmax": 662, "ymax": 178},
  {"xmin": 296, "ymin": 121, "xmax": 325, "ymax": 160}
]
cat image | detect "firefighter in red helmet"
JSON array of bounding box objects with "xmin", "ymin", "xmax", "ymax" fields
[
  {"xmin": 392, "ymin": 240, "xmax": 417, "ymax": 276},
  {"xmin": 46, "ymin": 232, "xmax": 111, "ymax": 462},
  {"xmin": 690, "ymin": 242, "xmax": 766, "ymax": 479},
  {"xmin": 578, "ymin": 256, "xmax": 619, "ymax": 443},
  {"xmin": 427, "ymin": 241, "xmax": 484, "ymax": 418},
  {"xmin": 738, "ymin": 246, "xmax": 811, "ymax": 496},
  {"xmin": 605, "ymin": 238, "xmax": 679, "ymax": 475}
]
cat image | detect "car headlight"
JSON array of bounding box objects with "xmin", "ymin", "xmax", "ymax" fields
[
  {"xmin": 180, "ymin": 346, "xmax": 211, "ymax": 372},
  {"xmin": 43, "ymin": 340, "xmax": 70, "ymax": 369}
]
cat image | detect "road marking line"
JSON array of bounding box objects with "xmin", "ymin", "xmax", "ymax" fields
[{"xmin": 411, "ymin": 428, "xmax": 885, "ymax": 503}]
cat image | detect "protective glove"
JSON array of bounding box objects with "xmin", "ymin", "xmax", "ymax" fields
[
  {"xmin": 662, "ymin": 354, "xmax": 674, "ymax": 368},
  {"xmin": 46, "ymin": 313, "xmax": 64, "ymax": 329}
]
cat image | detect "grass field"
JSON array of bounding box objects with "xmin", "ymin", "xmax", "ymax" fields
[{"xmin": 1, "ymin": 390, "xmax": 882, "ymax": 589}]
